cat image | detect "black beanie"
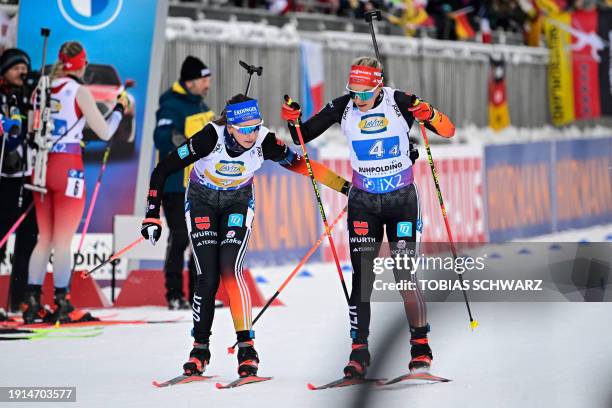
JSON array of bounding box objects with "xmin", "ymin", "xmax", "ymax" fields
[
  {"xmin": 180, "ymin": 55, "xmax": 210, "ymax": 82},
  {"xmin": 0, "ymin": 48, "xmax": 31, "ymax": 76}
]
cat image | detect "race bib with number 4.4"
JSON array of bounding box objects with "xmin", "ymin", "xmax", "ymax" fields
[{"xmin": 65, "ymin": 169, "xmax": 84, "ymax": 199}]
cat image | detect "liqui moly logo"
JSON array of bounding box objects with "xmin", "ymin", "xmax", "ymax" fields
[{"xmin": 358, "ymin": 113, "xmax": 388, "ymax": 134}]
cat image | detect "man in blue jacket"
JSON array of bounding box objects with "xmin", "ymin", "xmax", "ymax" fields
[{"xmin": 154, "ymin": 56, "xmax": 214, "ymax": 309}]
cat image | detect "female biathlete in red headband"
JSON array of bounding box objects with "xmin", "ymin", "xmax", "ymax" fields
[
  {"xmin": 281, "ymin": 56, "xmax": 455, "ymax": 378},
  {"xmin": 141, "ymin": 94, "xmax": 350, "ymax": 379},
  {"xmin": 23, "ymin": 42, "xmax": 128, "ymax": 323}
]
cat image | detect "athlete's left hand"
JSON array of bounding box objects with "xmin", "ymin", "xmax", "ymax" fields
[{"xmin": 408, "ymin": 97, "xmax": 435, "ymax": 122}]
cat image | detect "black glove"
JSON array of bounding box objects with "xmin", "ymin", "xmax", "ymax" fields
[
  {"xmin": 142, "ymin": 189, "xmax": 162, "ymax": 245},
  {"xmin": 141, "ymin": 218, "xmax": 162, "ymax": 246}
]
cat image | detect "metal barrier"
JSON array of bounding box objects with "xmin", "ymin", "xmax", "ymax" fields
[{"xmin": 162, "ymin": 18, "xmax": 550, "ymax": 129}]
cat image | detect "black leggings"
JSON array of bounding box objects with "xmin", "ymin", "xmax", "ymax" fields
[
  {"xmin": 347, "ymin": 183, "xmax": 427, "ymax": 343},
  {"xmin": 161, "ymin": 193, "xmax": 196, "ymax": 301},
  {"xmin": 0, "ymin": 177, "xmax": 38, "ymax": 311},
  {"xmin": 185, "ymin": 183, "xmax": 255, "ymax": 343}
]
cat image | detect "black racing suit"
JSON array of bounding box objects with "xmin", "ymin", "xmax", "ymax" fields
[
  {"xmin": 146, "ymin": 123, "xmax": 349, "ymax": 344},
  {"xmin": 0, "ymin": 84, "xmax": 37, "ymax": 312},
  {"xmin": 287, "ymin": 90, "xmax": 453, "ymax": 345}
]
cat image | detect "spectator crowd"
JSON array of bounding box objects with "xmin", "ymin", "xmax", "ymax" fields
[{"xmin": 180, "ymin": 0, "xmax": 611, "ymax": 45}]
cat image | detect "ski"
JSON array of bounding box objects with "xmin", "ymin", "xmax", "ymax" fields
[
  {"xmin": 215, "ymin": 376, "xmax": 272, "ymax": 389},
  {"xmin": 152, "ymin": 375, "xmax": 216, "ymax": 388},
  {"xmin": 2, "ymin": 316, "xmax": 186, "ymax": 330},
  {"xmin": 0, "ymin": 327, "xmax": 104, "ymax": 341},
  {"xmin": 0, "ymin": 326, "xmax": 103, "ymax": 335},
  {"xmin": 307, "ymin": 377, "xmax": 386, "ymax": 390},
  {"xmin": 379, "ymin": 372, "xmax": 451, "ymax": 386}
]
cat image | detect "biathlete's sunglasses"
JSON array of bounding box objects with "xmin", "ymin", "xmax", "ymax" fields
[
  {"xmin": 231, "ymin": 120, "xmax": 263, "ymax": 135},
  {"xmin": 346, "ymin": 83, "xmax": 381, "ymax": 101}
]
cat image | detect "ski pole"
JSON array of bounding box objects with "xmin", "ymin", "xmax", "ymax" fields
[
  {"xmin": 365, "ymin": 9, "xmax": 476, "ymax": 330},
  {"xmin": 228, "ymin": 205, "xmax": 348, "ymax": 354},
  {"xmin": 80, "ymin": 236, "xmax": 145, "ymax": 278},
  {"xmin": 417, "ymin": 123, "xmax": 478, "ymax": 330},
  {"xmin": 74, "ymin": 143, "xmax": 112, "ymax": 261},
  {"xmin": 364, "ymin": 10, "xmax": 383, "ymax": 62},
  {"xmin": 284, "ymin": 95, "xmax": 350, "ymax": 305},
  {"xmin": 68, "ymin": 91, "xmax": 126, "ymax": 280},
  {"xmin": 239, "ymin": 60, "xmax": 263, "ymax": 96},
  {"xmin": 0, "ymin": 203, "xmax": 34, "ymax": 251}
]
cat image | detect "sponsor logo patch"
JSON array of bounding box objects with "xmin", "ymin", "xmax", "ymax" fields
[
  {"xmin": 350, "ymin": 236, "xmax": 377, "ymax": 244},
  {"xmin": 215, "ymin": 160, "xmax": 246, "ymax": 177},
  {"xmin": 177, "ymin": 144, "xmax": 190, "ymax": 159},
  {"xmin": 397, "ymin": 221, "xmax": 413, "ymax": 238},
  {"xmin": 195, "ymin": 216, "xmax": 210, "ymax": 230},
  {"xmin": 353, "ymin": 221, "xmax": 369, "ymax": 236},
  {"xmin": 157, "ymin": 118, "xmax": 173, "ymax": 127},
  {"xmin": 358, "ymin": 113, "xmax": 388, "ymax": 134},
  {"xmin": 228, "ymin": 213, "xmax": 244, "ymax": 227},
  {"xmin": 221, "ymin": 237, "xmax": 243, "ymax": 246}
]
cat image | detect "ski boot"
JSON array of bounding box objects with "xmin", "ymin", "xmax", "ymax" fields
[
  {"xmin": 168, "ymin": 297, "xmax": 190, "ymax": 311},
  {"xmin": 409, "ymin": 325, "xmax": 433, "ymax": 372},
  {"xmin": 22, "ymin": 285, "xmax": 46, "ymax": 324},
  {"xmin": 183, "ymin": 342, "xmax": 210, "ymax": 375},
  {"xmin": 237, "ymin": 340, "xmax": 259, "ymax": 377},
  {"xmin": 51, "ymin": 289, "xmax": 98, "ymax": 323},
  {"xmin": 343, "ymin": 343, "xmax": 370, "ymax": 378}
]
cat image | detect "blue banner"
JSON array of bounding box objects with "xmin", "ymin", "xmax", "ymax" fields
[
  {"xmin": 485, "ymin": 141, "xmax": 554, "ymax": 242},
  {"xmin": 555, "ymin": 138, "xmax": 612, "ymax": 230},
  {"xmin": 484, "ymin": 137, "xmax": 612, "ymax": 242},
  {"xmin": 17, "ymin": 0, "xmax": 165, "ymax": 232}
]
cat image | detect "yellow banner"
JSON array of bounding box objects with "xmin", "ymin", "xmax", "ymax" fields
[
  {"xmin": 544, "ymin": 14, "xmax": 575, "ymax": 126},
  {"xmin": 183, "ymin": 110, "xmax": 215, "ymax": 187},
  {"xmin": 489, "ymin": 104, "xmax": 510, "ymax": 131}
]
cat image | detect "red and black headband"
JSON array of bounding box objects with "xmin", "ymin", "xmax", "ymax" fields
[
  {"xmin": 59, "ymin": 48, "xmax": 87, "ymax": 71},
  {"xmin": 348, "ymin": 65, "xmax": 383, "ymax": 88}
]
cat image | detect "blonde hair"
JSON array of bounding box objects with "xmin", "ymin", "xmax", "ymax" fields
[
  {"xmin": 351, "ymin": 56, "xmax": 382, "ymax": 70},
  {"xmin": 51, "ymin": 41, "xmax": 84, "ymax": 80}
]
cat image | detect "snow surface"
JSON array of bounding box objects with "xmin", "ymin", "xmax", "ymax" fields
[{"xmin": 2, "ymin": 224, "xmax": 612, "ymax": 408}]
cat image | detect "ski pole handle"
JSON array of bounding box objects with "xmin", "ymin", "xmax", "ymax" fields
[{"xmin": 147, "ymin": 226, "xmax": 158, "ymax": 246}]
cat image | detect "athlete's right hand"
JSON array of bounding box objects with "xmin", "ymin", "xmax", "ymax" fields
[
  {"xmin": 281, "ymin": 96, "xmax": 301, "ymax": 122},
  {"xmin": 114, "ymin": 91, "xmax": 130, "ymax": 114},
  {"xmin": 141, "ymin": 218, "xmax": 162, "ymax": 246}
]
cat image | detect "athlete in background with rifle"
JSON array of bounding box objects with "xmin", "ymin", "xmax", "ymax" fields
[{"xmin": 23, "ymin": 39, "xmax": 129, "ymax": 324}]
